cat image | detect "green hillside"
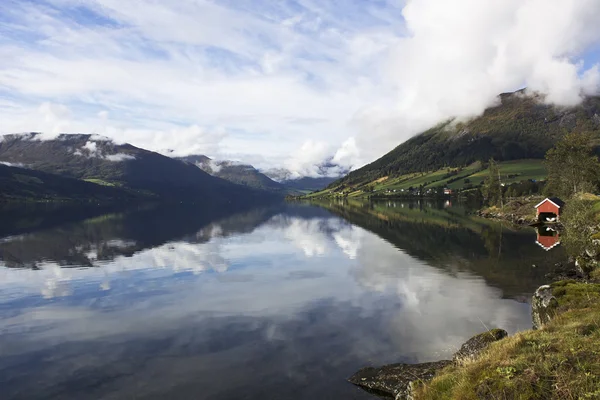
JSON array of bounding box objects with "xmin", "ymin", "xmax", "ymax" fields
[
  {"xmin": 328, "ymin": 90, "xmax": 600, "ymax": 193},
  {"xmin": 307, "ymin": 159, "xmax": 546, "ymax": 198},
  {"xmin": 0, "ymin": 164, "xmax": 142, "ymax": 203}
]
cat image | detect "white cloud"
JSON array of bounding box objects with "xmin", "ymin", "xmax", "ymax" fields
[
  {"xmin": 332, "ymin": 137, "xmax": 360, "ymax": 169},
  {"xmin": 105, "ymin": 125, "xmax": 228, "ymax": 158},
  {"xmin": 284, "ymin": 140, "xmax": 332, "ymax": 179},
  {"xmin": 83, "ymin": 141, "xmax": 98, "ymax": 156},
  {"xmin": 104, "ymin": 153, "xmax": 135, "ymax": 162},
  {"xmin": 0, "ymin": 0, "xmax": 598, "ymax": 177},
  {"xmin": 0, "ymin": 161, "xmax": 26, "ymax": 168},
  {"xmin": 350, "ymin": 0, "xmax": 600, "ymax": 163},
  {"xmin": 36, "ymin": 102, "xmax": 71, "ymax": 139}
]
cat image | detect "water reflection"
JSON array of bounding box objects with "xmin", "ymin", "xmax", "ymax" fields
[
  {"xmin": 0, "ymin": 201, "xmax": 564, "ymax": 399},
  {"xmin": 316, "ymin": 199, "xmax": 567, "ymax": 298},
  {"xmin": 535, "ymin": 224, "xmax": 561, "ymax": 251}
]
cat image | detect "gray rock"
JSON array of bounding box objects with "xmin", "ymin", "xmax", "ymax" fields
[
  {"xmin": 452, "ymin": 328, "xmax": 508, "ymax": 364},
  {"xmin": 532, "ymin": 285, "xmax": 558, "ymax": 329},
  {"xmin": 575, "ymin": 257, "xmax": 596, "ymax": 278},
  {"xmin": 348, "ymin": 360, "xmax": 451, "ymax": 399},
  {"xmin": 559, "ymin": 112, "xmax": 577, "ymax": 129},
  {"xmin": 585, "ymin": 247, "xmax": 599, "ymax": 259}
]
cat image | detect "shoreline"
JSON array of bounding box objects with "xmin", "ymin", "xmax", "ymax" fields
[
  {"xmin": 350, "ymin": 195, "xmax": 600, "ymax": 399},
  {"xmin": 350, "ymin": 273, "xmax": 600, "ymax": 400}
]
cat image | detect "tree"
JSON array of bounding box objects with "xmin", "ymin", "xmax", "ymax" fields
[
  {"xmin": 545, "ymin": 132, "xmax": 600, "ymax": 198},
  {"xmin": 561, "ymin": 199, "xmax": 596, "ymax": 260},
  {"xmin": 482, "ymin": 158, "xmax": 502, "ymax": 206}
]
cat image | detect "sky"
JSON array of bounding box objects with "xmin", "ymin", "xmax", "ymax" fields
[{"xmin": 1, "ymin": 0, "xmax": 600, "ymax": 178}]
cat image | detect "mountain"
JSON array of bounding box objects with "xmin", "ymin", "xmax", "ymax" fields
[
  {"xmin": 279, "ymin": 176, "xmax": 339, "ymax": 192},
  {"xmin": 263, "ymin": 165, "xmax": 346, "ymax": 193},
  {"xmin": 334, "ymin": 90, "xmax": 600, "ymax": 188},
  {"xmin": 176, "ymin": 155, "xmax": 287, "ymax": 194},
  {"xmin": 177, "ymin": 155, "xmax": 342, "ymax": 194},
  {"xmin": 0, "ymin": 133, "xmax": 276, "ymax": 205},
  {"xmin": 0, "ymin": 163, "xmax": 140, "ymax": 203}
]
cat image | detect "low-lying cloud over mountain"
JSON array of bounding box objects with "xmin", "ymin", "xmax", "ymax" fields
[{"xmin": 0, "ymin": 0, "xmax": 599, "ymax": 177}]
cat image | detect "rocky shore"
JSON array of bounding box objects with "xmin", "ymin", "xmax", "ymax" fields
[
  {"xmin": 349, "ymin": 329, "xmax": 508, "ymax": 399},
  {"xmin": 349, "ymin": 277, "xmax": 600, "ymax": 400}
]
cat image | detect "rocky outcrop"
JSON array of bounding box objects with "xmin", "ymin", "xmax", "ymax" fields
[
  {"xmin": 348, "ymin": 361, "xmax": 452, "ymax": 400},
  {"xmin": 575, "ymin": 238, "xmax": 600, "ymax": 278},
  {"xmin": 349, "ymin": 329, "xmax": 507, "ymax": 399},
  {"xmin": 532, "ymin": 285, "xmax": 559, "ymax": 329},
  {"xmin": 453, "ymin": 328, "xmax": 508, "ymax": 364}
]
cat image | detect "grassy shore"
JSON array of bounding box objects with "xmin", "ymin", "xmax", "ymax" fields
[
  {"xmin": 477, "ymin": 196, "xmax": 542, "ymax": 224},
  {"xmin": 412, "ymin": 280, "xmax": 600, "ymax": 400},
  {"xmin": 410, "ymin": 195, "xmax": 600, "ymax": 399}
]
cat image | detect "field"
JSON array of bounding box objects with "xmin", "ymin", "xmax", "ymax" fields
[
  {"xmin": 307, "ymin": 159, "xmax": 547, "ymax": 198},
  {"xmin": 452, "ymin": 159, "xmax": 546, "ymax": 189},
  {"xmin": 83, "ymin": 178, "xmax": 118, "ymax": 187}
]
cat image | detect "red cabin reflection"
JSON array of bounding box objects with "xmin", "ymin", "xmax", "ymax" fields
[{"xmin": 536, "ymin": 225, "xmax": 560, "ymax": 251}]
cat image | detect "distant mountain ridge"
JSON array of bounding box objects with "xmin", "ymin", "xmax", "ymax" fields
[
  {"xmin": 0, "ymin": 133, "xmax": 276, "ymax": 206},
  {"xmin": 177, "ymin": 155, "xmax": 343, "ymax": 194},
  {"xmin": 332, "ymin": 90, "xmax": 600, "ymax": 188},
  {"xmin": 176, "ymin": 155, "xmax": 287, "ymax": 194},
  {"xmin": 263, "ymin": 163, "xmax": 347, "ymax": 193}
]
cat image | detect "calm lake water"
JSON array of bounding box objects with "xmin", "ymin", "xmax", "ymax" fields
[{"xmin": 0, "ymin": 200, "xmax": 565, "ymax": 399}]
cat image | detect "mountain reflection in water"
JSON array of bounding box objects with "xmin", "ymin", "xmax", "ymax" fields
[{"xmin": 0, "ymin": 200, "xmax": 565, "ymax": 399}]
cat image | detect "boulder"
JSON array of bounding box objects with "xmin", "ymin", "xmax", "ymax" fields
[
  {"xmin": 452, "ymin": 328, "xmax": 508, "ymax": 364},
  {"xmin": 532, "ymin": 285, "xmax": 559, "ymax": 329},
  {"xmin": 348, "ymin": 360, "xmax": 451, "ymax": 400}
]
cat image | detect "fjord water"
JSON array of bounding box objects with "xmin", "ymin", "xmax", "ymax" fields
[{"xmin": 0, "ymin": 201, "xmax": 565, "ymax": 400}]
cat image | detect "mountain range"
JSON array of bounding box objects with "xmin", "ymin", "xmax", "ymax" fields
[
  {"xmin": 0, "ymin": 133, "xmax": 342, "ymax": 204},
  {"xmin": 4, "ymin": 90, "xmax": 595, "ymax": 204},
  {"xmin": 0, "ymin": 133, "xmax": 275, "ymax": 206},
  {"xmin": 176, "ymin": 155, "xmax": 343, "ymax": 194}
]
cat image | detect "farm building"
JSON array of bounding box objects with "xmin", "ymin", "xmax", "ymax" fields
[{"xmin": 534, "ymin": 197, "xmax": 565, "ymax": 223}]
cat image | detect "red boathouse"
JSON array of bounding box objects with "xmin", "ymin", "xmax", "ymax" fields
[{"xmin": 534, "ymin": 197, "xmax": 565, "ymax": 223}]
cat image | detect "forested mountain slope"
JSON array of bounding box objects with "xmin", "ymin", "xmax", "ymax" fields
[{"xmin": 335, "ymin": 90, "xmax": 600, "ymax": 188}]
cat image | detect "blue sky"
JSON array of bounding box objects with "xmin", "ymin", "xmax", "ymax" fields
[{"xmin": 0, "ymin": 0, "xmax": 599, "ymax": 177}]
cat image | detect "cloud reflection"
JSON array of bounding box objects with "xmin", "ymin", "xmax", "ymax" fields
[{"xmin": 0, "ymin": 205, "xmax": 541, "ymax": 399}]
